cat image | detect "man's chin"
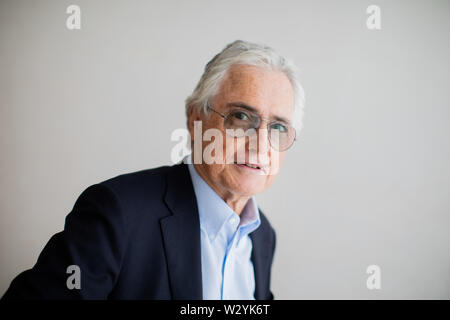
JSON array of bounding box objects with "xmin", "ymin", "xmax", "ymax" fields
[{"xmin": 233, "ymin": 179, "xmax": 266, "ymax": 196}]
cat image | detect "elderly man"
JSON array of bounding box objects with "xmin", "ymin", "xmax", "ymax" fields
[{"xmin": 2, "ymin": 40, "xmax": 304, "ymax": 300}]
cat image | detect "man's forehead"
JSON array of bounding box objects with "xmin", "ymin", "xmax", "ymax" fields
[
  {"xmin": 218, "ymin": 65, "xmax": 295, "ymax": 118},
  {"xmin": 224, "ymin": 64, "xmax": 279, "ymax": 88}
]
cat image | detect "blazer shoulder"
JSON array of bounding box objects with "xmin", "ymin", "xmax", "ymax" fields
[
  {"xmin": 99, "ymin": 165, "xmax": 173, "ymax": 192},
  {"xmin": 86, "ymin": 163, "xmax": 188, "ymax": 221},
  {"xmin": 96, "ymin": 164, "xmax": 187, "ymax": 201}
]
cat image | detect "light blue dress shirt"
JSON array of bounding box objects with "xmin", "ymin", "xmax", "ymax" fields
[{"xmin": 184, "ymin": 155, "xmax": 261, "ymax": 300}]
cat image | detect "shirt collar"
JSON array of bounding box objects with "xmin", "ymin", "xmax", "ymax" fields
[{"xmin": 184, "ymin": 154, "xmax": 261, "ymax": 242}]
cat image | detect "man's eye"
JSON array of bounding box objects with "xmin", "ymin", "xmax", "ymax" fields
[
  {"xmin": 271, "ymin": 122, "xmax": 288, "ymax": 132},
  {"xmin": 232, "ymin": 111, "xmax": 250, "ymax": 121}
]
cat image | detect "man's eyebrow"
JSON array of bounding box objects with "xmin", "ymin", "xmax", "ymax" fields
[{"xmin": 225, "ymin": 101, "xmax": 291, "ymax": 124}]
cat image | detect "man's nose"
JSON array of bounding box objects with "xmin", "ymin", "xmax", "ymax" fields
[{"xmin": 256, "ymin": 126, "xmax": 270, "ymax": 158}]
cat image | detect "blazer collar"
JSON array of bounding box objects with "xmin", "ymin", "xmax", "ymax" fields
[
  {"xmin": 160, "ymin": 163, "xmax": 203, "ymax": 299},
  {"xmin": 250, "ymin": 221, "xmax": 272, "ymax": 300}
]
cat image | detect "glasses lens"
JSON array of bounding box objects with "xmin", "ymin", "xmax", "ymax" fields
[
  {"xmin": 224, "ymin": 109, "xmax": 257, "ymax": 137},
  {"xmin": 223, "ymin": 108, "xmax": 296, "ymax": 151},
  {"xmin": 269, "ymin": 125, "xmax": 295, "ymax": 151}
]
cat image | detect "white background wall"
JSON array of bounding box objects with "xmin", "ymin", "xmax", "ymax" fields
[{"xmin": 1, "ymin": 0, "xmax": 449, "ymax": 299}]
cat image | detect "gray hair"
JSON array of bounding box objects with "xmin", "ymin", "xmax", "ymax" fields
[{"xmin": 185, "ymin": 40, "xmax": 305, "ymax": 132}]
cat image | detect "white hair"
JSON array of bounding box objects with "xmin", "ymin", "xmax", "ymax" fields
[{"xmin": 185, "ymin": 39, "xmax": 305, "ymax": 132}]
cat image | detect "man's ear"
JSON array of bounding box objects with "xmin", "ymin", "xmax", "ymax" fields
[{"xmin": 187, "ymin": 106, "xmax": 200, "ymax": 142}]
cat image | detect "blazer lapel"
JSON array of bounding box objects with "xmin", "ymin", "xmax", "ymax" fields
[
  {"xmin": 250, "ymin": 218, "xmax": 272, "ymax": 300},
  {"xmin": 160, "ymin": 164, "xmax": 203, "ymax": 300}
]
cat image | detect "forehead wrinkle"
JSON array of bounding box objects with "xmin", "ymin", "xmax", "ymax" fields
[{"xmin": 216, "ymin": 65, "xmax": 294, "ymax": 122}]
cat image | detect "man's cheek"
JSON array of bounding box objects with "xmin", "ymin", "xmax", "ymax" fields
[
  {"xmin": 225, "ymin": 136, "xmax": 245, "ymax": 164},
  {"xmin": 268, "ymin": 152, "xmax": 283, "ymax": 176}
]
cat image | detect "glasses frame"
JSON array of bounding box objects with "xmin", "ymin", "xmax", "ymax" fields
[{"xmin": 206, "ymin": 104, "xmax": 297, "ymax": 151}]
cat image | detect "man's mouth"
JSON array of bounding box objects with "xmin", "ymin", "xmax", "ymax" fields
[
  {"xmin": 234, "ymin": 162, "xmax": 268, "ymax": 174},
  {"xmin": 243, "ymin": 163, "xmax": 260, "ymax": 169}
]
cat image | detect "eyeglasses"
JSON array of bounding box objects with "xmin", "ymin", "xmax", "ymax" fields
[{"xmin": 207, "ymin": 104, "xmax": 296, "ymax": 151}]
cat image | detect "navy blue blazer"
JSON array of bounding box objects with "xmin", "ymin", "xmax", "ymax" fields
[{"xmin": 2, "ymin": 163, "xmax": 276, "ymax": 300}]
